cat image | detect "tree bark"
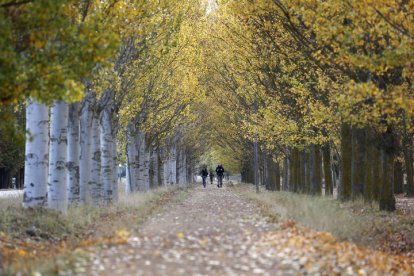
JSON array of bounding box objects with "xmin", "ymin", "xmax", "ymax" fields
[
  {"xmin": 48, "ymin": 100, "xmax": 69, "ymax": 212},
  {"xmin": 100, "ymin": 108, "xmax": 114, "ymax": 203},
  {"xmin": 340, "ymin": 123, "xmax": 352, "ymax": 201},
  {"xmin": 380, "ymin": 149, "xmax": 396, "ymax": 211},
  {"xmin": 90, "ymin": 115, "xmax": 102, "ymax": 204},
  {"xmin": 322, "ymin": 145, "xmax": 333, "ymax": 196},
  {"xmin": 394, "ymin": 160, "xmax": 403, "ymax": 194},
  {"xmin": 23, "ymin": 100, "xmax": 49, "ymax": 208},
  {"xmin": 67, "ymin": 103, "xmax": 80, "ymax": 205},
  {"xmin": 126, "ymin": 123, "xmax": 137, "ymax": 193},
  {"xmin": 299, "ymin": 150, "xmax": 305, "ymax": 193},
  {"xmin": 373, "ymin": 142, "xmax": 381, "ymax": 201},
  {"xmin": 364, "ymin": 128, "xmax": 375, "ymax": 202},
  {"xmin": 275, "ymin": 161, "xmax": 281, "ymax": 191},
  {"xmin": 79, "ymin": 98, "xmax": 92, "ymax": 203},
  {"xmin": 112, "ymin": 140, "xmax": 118, "ymax": 202},
  {"xmin": 352, "ymin": 127, "xmax": 366, "ymax": 198},
  {"xmin": 282, "ymin": 156, "xmax": 289, "ymax": 191},
  {"xmin": 403, "ymin": 142, "xmax": 414, "ymax": 197}
]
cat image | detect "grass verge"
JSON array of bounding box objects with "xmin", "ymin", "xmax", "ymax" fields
[
  {"xmin": 0, "ymin": 185, "xmax": 192, "ymax": 274},
  {"xmin": 233, "ymin": 184, "xmax": 414, "ymax": 255}
]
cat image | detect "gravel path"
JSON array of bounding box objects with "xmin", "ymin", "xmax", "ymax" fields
[{"xmin": 79, "ymin": 184, "xmax": 293, "ymax": 275}]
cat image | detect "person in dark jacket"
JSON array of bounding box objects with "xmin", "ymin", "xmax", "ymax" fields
[
  {"xmin": 215, "ymin": 164, "xmax": 224, "ymax": 188},
  {"xmin": 201, "ymin": 167, "xmax": 208, "ymax": 188}
]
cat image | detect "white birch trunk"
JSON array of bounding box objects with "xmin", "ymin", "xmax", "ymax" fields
[
  {"xmin": 48, "ymin": 100, "xmax": 69, "ymax": 212},
  {"xmin": 100, "ymin": 109, "xmax": 113, "ymax": 203},
  {"xmin": 150, "ymin": 149, "xmax": 159, "ymax": 188},
  {"xmin": 170, "ymin": 145, "xmax": 177, "ymax": 185},
  {"xmin": 158, "ymin": 149, "xmax": 165, "ymax": 186},
  {"xmin": 126, "ymin": 123, "xmax": 137, "ymax": 193},
  {"xmin": 143, "ymin": 146, "xmax": 151, "ymax": 191},
  {"xmin": 126, "ymin": 163, "xmax": 131, "ymax": 194},
  {"xmin": 67, "ymin": 103, "xmax": 80, "ymax": 205},
  {"xmin": 178, "ymin": 149, "xmax": 187, "ymax": 186},
  {"xmin": 136, "ymin": 129, "xmax": 150, "ymax": 191},
  {"xmin": 23, "ymin": 100, "xmax": 49, "ymax": 208},
  {"xmin": 112, "ymin": 140, "xmax": 118, "ymax": 202},
  {"xmin": 79, "ymin": 99, "xmax": 92, "ymax": 203},
  {"xmin": 90, "ymin": 115, "xmax": 102, "ymax": 204},
  {"xmin": 163, "ymin": 155, "xmax": 170, "ymax": 185}
]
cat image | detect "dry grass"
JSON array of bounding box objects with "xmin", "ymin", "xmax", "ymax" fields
[
  {"xmin": 0, "ymin": 185, "xmax": 192, "ymax": 274},
  {"xmin": 233, "ymin": 184, "xmax": 414, "ymax": 251}
]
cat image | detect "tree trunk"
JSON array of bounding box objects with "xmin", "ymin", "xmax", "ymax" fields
[
  {"xmin": 380, "ymin": 149, "xmax": 396, "ymax": 211},
  {"xmin": 340, "ymin": 123, "xmax": 352, "ymax": 201},
  {"xmin": 265, "ymin": 155, "xmax": 276, "ymax": 191},
  {"xmin": 90, "ymin": 115, "xmax": 102, "ymax": 204},
  {"xmin": 112, "ymin": 140, "xmax": 118, "ymax": 202},
  {"xmin": 394, "ymin": 160, "xmax": 403, "ymax": 194},
  {"xmin": 352, "ymin": 127, "xmax": 366, "ymax": 198},
  {"xmin": 158, "ymin": 149, "xmax": 164, "ymax": 186},
  {"xmin": 305, "ymin": 150, "xmax": 311, "ymax": 194},
  {"xmin": 403, "ymin": 143, "xmax": 414, "ymax": 197},
  {"xmin": 299, "ymin": 150, "xmax": 305, "ymax": 193},
  {"xmin": 79, "ymin": 99, "xmax": 92, "ymax": 203},
  {"xmin": 364, "ymin": 129, "xmax": 375, "ymax": 202},
  {"xmin": 126, "ymin": 123, "xmax": 137, "ymax": 193},
  {"xmin": 136, "ymin": 129, "xmax": 150, "ymax": 191},
  {"xmin": 67, "ymin": 103, "xmax": 80, "ymax": 205},
  {"xmin": 170, "ymin": 144, "xmax": 177, "ymax": 185},
  {"xmin": 275, "ymin": 161, "xmax": 281, "ymax": 191},
  {"xmin": 322, "ymin": 145, "xmax": 333, "ymax": 196},
  {"xmin": 48, "ymin": 100, "xmax": 69, "ymax": 212},
  {"xmin": 373, "ymin": 143, "xmax": 381, "ymax": 201},
  {"xmin": 23, "ymin": 100, "xmax": 49, "ymax": 208},
  {"xmin": 100, "ymin": 108, "xmax": 114, "ymax": 203},
  {"xmin": 282, "ymin": 156, "xmax": 289, "ymax": 191}
]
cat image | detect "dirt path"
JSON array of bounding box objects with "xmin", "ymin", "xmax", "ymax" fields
[
  {"xmin": 74, "ymin": 184, "xmax": 414, "ymax": 275},
  {"xmin": 77, "ymin": 184, "xmax": 293, "ymax": 275}
]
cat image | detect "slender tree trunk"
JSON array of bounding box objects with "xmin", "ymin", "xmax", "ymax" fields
[
  {"xmin": 100, "ymin": 109, "xmax": 114, "ymax": 203},
  {"xmin": 373, "ymin": 143, "xmax": 381, "ymax": 201},
  {"xmin": 48, "ymin": 100, "xmax": 69, "ymax": 212},
  {"xmin": 380, "ymin": 149, "xmax": 396, "ymax": 211},
  {"xmin": 282, "ymin": 156, "xmax": 289, "ymax": 191},
  {"xmin": 298, "ymin": 151, "xmax": 305, "ymax": 192},
  {"xmin": 126, "ymin": 123, "xmax": 137, "ymax": 194},
  {"xmin": 149, "ymin": 149, "xmax": 159, "ymax": 189},
  {"xmin": 340, "ymin": 123, "xmax": 352, "ymax": 201},
  {"xmin": 79, "ymin": 99, "xmax": 92, "ymax": 203},
  {"xmin": 289, "ymin": 153, "xmax": 294, "ymax": 192},
  {"xmin": 136, "ymin": 131, "xmax": 150, "ymax": 191},
  {"xmin": 23, "ymin": 100, "xmax": 49, "ymax": 208},
  {"xmin": 90, "ymin": 115, "xmax": 102, "ymax": 204},
  {"xmin": 170, "ymin": 144, "xmax": 177, "ymax": 185},
  {"xmin": 305, "ymin": 150, "xmax": 311, "ymax": 194},
  {"xmin": 67, "ymin": 103, "xmax": 80, "ymax": 205},
  {"xmin": 394, "ymin": 160, "xmax": 403, "ymax": 194},
  {"xmin": 365, "ymin": 128, "xmax": 375, "ymax": 201},
  {"xmin": 309, "ymin": 145, "xmax": 316, "ymax": 195},
  {"xmin": 158, "ymin": 149, "xmax": 164, "ymax": 186},
  {"xmin": 352, "ymin": 127, "xmax": 366, "ymax": 198},
  {"xmin": 112, "ymin": 140, "xmax": 118, "ymax": 202},
  {"xmin": 403, "ymin": 142, "xmax": 414, "ymax": 197},
  {"xmin": 322, "ymin": 145, "xmax": 333, "ymax": 196},
  {"xmin": 266, "ymin": 155, "xmax": 276, "ymax": 191},
  {"xmin": 275, "ymin": 161, "xmax": 281, "ymax": 191}
]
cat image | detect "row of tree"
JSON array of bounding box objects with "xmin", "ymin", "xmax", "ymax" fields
[
  {"xmin": 0, "ymin": 0, "xmax": 208, "ymax": 212},
  {"xmin": 190, "ymin": 0, "xmax": 413, "ymax": 211}
]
